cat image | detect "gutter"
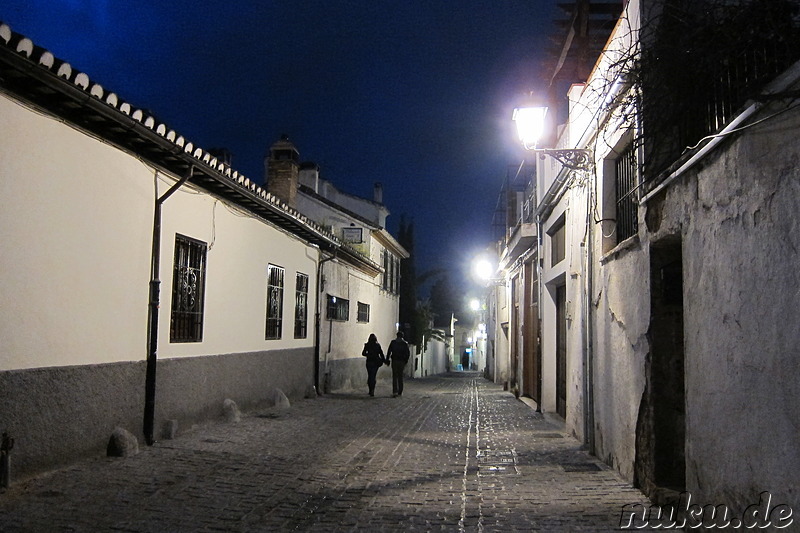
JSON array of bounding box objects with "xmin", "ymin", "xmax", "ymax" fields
[
  {"xmin": 143, "ymin": 166, "xmax": 195, "ymax": 446},
  {"xmin": 314, "ymin": 250, "xmax": 338, "ymax": 394}
]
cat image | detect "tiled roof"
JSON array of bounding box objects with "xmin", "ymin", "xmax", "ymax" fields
[{"xmin": 0, "ymin": 21, "xmax": 355, "ymax": 256}]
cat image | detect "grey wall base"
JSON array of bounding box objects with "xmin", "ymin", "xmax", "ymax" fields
[
  {"xmin": 0, "ymin": 347, "xmax": 313, "ymax": 481},
  {"xmin": 320, "ymin": 357, "xmax": 393, "ymax": 394}
]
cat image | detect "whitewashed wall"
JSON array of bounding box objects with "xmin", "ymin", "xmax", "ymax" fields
[
  {"xmin": 0, "ymin": 91, "xmax": 321, "ymax": 479},
  {"xmin": 0, "ymin": 94, "xmax": 152, "ymax": 371}
]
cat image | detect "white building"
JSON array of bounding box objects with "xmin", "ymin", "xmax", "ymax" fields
[
  {"xmin": 264, "ymin": 140, "xmax": 408, "ymax": 392},
  {"xmin": 493, "ymin": 0, "xmax": 800, "ymax": 516},
  {"xmin": 0, "ymin": 22, "xmax": 405, "ymax": 480}
]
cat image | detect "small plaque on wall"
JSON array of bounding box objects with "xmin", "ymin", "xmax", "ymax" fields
[{"xmin": 342, "ymin": 227, "xmax": 363, "ymax": 243}]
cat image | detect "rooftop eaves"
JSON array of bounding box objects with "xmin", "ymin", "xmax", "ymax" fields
[{"xmin": 0, "ymin": 22, "xmax": 345, "ymax": 254}]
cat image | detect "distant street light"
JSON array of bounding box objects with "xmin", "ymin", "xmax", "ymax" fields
[{"xmin": 513, "ymin": 104, "xmax": 593, "ymax": 171}]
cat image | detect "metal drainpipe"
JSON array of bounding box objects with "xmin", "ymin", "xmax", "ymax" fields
[
  {"xmin": 314, "ymin": 250, "xmax": 337, "ymax": 395},
  {"xmin": 584, "ymin": 176, "xmax": 596, "ymax": 452},
  {"xmin": 143, "ymin": 166, "xmax": 194, "ymax": 446},
  {"xmin": 535, "ymin": 219, "xmax": 544, "ymax": 413}
]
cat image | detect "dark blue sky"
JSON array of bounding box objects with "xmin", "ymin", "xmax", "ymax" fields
[{"xmin": 2, "ymin": 1, "xmax": 558, "ymax": 295}]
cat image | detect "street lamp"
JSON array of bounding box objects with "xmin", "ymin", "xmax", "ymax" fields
[
  {"xmin": 513, "ymin": 105, "xmax": 593, "ymax": 171},
  {"xmin": 473, "ymin": 258, "xmax": 494, "ymax": 282}
]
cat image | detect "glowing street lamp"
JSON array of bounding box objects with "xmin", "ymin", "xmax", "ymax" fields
[
  {"xmin": 512, "ymin": 106, "xmax": 549, "ymax": 149},
  {"xmin": 473, "ymin": 258, "xmax": 495, "ymax": 282},
  {"xmin": 513, "ymin": 104, "xmax": 594, "ymax": 171}
]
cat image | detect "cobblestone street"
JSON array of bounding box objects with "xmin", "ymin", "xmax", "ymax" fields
[{"xmin": 0, "ymin": 372, "xmax": 649, "ymax": 532}]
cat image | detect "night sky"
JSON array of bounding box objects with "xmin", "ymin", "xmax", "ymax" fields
[{"xmin": 2, "ymin": 1, "xmax": 558, "ymax": 296}]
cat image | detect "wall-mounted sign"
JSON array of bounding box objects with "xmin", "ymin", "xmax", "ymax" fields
[{"xmin": 342, "ymin": 227, "xmax": 363, "ymax": 243}]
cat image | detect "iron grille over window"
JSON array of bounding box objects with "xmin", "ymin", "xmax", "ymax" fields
[
  {"xmin": 326, "ymin": 294, "xmax": 349, "ymax": 321},
  {"xmin": 170, "ymin": 234, "xmax": 207, "ymax": 343},
  {"xmin": 357, "ymin": 302, "xmax": 370, "ymax": 323},
  {"xmin": 381, "ymin": 249, "xmax": 401, "ymax": 295},
  {"xmin": 393, "ymin": 256, "xmax": 400, "ymax": 294},
  {"xmin": 615, "ymin": 143, "xmax": 638, "ymax": 243},
  {"xmin": 640, "ymin": 0, "xmax": 800, "ymax": 184},
  {"xmin": 382, "ymin": 250, "xmax": 389, "ymax": 291},
  {"xmin": 294, "ymin": 272, "xmax": 309, "ymax": 339},
  {"xmin": 265, "ymin": 264, "xmax": 284, "ymax": 339}
]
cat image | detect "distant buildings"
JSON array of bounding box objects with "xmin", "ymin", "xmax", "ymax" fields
[
  {"xmin": 265, "ymin": 137, "xmax": 408, "ymax": 392},
  {"xmin": 489, "ymin": 0, "xmax": 800, "ymax": 515},
  {"xmin": 0, "ymin": 22, "xmax": 406, "ymax": 480}
]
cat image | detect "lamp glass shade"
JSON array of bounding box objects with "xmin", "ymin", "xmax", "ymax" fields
[{"xmin": 513, "ymin": 106, "xmax": 548, "ymax": 148}]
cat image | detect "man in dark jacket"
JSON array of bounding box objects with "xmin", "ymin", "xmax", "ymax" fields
[{"xmin": 386, "ymin": 331, "xmax": 410, "ymax": 397}]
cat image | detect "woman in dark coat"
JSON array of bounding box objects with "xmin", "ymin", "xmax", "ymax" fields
[{"xmin": 362, "ymin": 333, "xmax": 385, "ymax": 396}]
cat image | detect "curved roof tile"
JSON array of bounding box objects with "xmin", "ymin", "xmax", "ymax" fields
[
  {"xmin": 15, "ymin": 37, "xmax": 32, "ymax": 56},
  {"xmin": 38, "ymin": 50, "xmax": 54, "ymax": 68},
  {"xmin": 0, "ymin": 24, "xmax": 10, "ymax": 45}
]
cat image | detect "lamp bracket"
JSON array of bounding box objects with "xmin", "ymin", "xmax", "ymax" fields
[{"xmin": 535, "ymin": 148, "xmax": 593, "ymax": 171}]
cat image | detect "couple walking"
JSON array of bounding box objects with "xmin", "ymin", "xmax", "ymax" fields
[{"xmin": 362, "ymin": 331, "xmax": 410, "ymax": 397}]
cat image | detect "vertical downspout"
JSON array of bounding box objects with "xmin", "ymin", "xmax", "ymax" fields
[
  {"xmin": 535, "ymin": 219, "xmax": 543, "ymax": 413},
  {"xmin": 584, "ymin": 171, "xmax": 596, "ymax": 452},
  {"xmin": 143, "ymin": 166, "xmax": 194, "ymax": 446},
  {"xmin": 314, "ymin": 250, "xmax": 337, "ymax": 395}
]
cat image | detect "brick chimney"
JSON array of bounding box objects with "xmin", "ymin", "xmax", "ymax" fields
[{"xmin": 265, "ymin": 135, "xmax": 300, "ymax": 208}]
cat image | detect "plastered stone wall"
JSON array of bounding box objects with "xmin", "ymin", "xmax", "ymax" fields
[{"xmin": 593, "ymin": 100, "xmax": 800, "ymax": 512}]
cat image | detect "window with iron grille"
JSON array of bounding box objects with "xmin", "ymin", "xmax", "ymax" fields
[
  {"xmin": 265, "ymin": 264, "xmax": 284, "ymax": 340},
  {"xmin": 294, "ymin": 272, "xmax": 309, "ymax": 339},
  {"xmin": 381, "ymin": 250, "xmax": 401, "ymax": 295},
  {"xmin": 382, "ymin": 250, "xmax": 389, "ymax": 291},
  {"xmin": 170, "ymin": 234, "xmax": 207, "ymax": 343},
  {"xmin": 357, "ymin": 302, "xmax": 370, "ymax": 323},
  {"xmin": 393, "ymin": 256, "xmax": 401, "ymax": 294},
  {"xmin": 615, "ymin": 142, "xmax": 638, "ymax": 244},
  {"xmin": 326, "ymin": 294, "xmax": 349, "ymax": 321}
]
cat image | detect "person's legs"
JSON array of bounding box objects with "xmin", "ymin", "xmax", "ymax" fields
[
  {"xmin": 392, "ymin": 361, "xmax": 405, "ymax": 396},
  {"xmin": 391, "ymin": 362, "xmax": 400, "ymax": 396},
  {"xmin": 396, "ymin": 362, "xmax": 405, "ymax": 395},
  {"xmin": 367, "ymin": 363, "xmax": 378, "ymax": 395}
]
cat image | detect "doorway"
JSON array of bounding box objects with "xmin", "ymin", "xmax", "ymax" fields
[
  {"xmin": 555, "ymin": 284, "xmax": 567, "ymax": 418},
  {"xmin": 636, "ymin": 240, "xmax": 686, "ymax": 500},
  {"xmin": 523, "ymin": 261, "xmax": 540, "ymax": 402}
]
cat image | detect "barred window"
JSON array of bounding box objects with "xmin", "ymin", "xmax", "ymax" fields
[
  {"xmin": 392, "ymin": 256, "xmax": 400, "ymax": 294},
  {"xmin": 382, "ymin": 250, "xmax": 389, "ymax": 291},
  {"xmin": 357, "ymin": 302, "xmax": 370, "ymax": 323},
  {"xmin": 265, "ymin": 264, "xmax": 284, "ymax": 340},
  {"xmin": 326, "ymin": 294, "xmax": 349, "ymax": 321},
  {"xmin": 170, "ymin": 234, "xmax": 207, "ymax": 343},
  {"xmin": 615, "ymin": 142, "xmax": 638, "ymax": 244},
  {"xmin": 381, "ymin": 249, "xmax": 401, "ymax": 295},
  {"xmin": 294, "ymin": 272, "xmax": 309, "ymax": 339}
]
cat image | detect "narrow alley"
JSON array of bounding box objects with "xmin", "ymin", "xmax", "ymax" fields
[{"xmin": 0, "ymin": 373, "xmax": 648, "ymax": 532}]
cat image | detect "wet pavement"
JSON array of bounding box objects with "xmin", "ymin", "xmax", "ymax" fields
[{"xmin": 0, "ymin": 372, "xmax": 649, "ymax": 532}]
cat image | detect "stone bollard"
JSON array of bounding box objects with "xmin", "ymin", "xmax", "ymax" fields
[
  {"xmin": 107, "ymin": 427, "xmax": 139, "ymax": 457},
  {"xmin": 305, "ymin": 384, "xmax": 317, "ymax": 399},
  {"xmin": 1, "ymin": 431, "xmax": 14, "ymax": 488},
  {"xmin": 161, "ymin": 419, "xmax": 179, "ymax": 440},
  {"xmin": 271, "ymin": 388, "xmax": 291, "ymax": 409},
  {"xmin": 223, "ymin": 398, "xmax": 241, "ymax": 422}
]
